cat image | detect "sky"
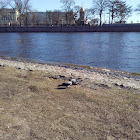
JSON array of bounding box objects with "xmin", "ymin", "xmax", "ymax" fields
[{"xmin": 30, "ymin": 0, "xmax": 140, "ymax": 23}]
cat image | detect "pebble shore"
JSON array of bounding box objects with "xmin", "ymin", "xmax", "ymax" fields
[{"xmin": 0, "ymin": 57, "xmax": 140, "ymax": 90}]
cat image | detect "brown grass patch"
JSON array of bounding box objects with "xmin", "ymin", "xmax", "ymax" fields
[{"xmin": 0, "ymin": 66, "xmax": 140, "ymax": 139}]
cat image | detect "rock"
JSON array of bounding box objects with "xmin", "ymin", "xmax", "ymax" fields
[
  {"xmin": 120, "ymin": 84, "xmax": 124, "ymax": 88},
  {"xmin": 114, "ymin": 83, "xmax": 119, "ymax": 87},
  {"xmin": 114, "ymin": 83, "xmax": 128, "ymax": 89},
  {"xmin": 98, "ymin": 84, "xmax": 110, "ymax": 89},
  {"xmin": 59, "ymin": 75, "xmax": 67, "ymax": 80},
  {"xmin": 76, "ymin": 78, "xmax": 83, "ymax": 83},
  {"xmin": 0, "ymin": 64, "xmax": 5, "ymax": 67},
  {"xmin": 51, "ymin": 76, "xmax": 59, "ymax": 79},
  {"xmin": 29, "ymin": 69, "xmax": 33, "ymax": 72}
]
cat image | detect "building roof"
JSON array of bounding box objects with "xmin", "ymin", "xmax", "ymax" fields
[{"xmin": 80, "ymin": 7, "xmax": 85, "ymax": 12}]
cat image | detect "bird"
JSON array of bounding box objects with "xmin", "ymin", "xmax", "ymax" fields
[
  {"xmin": 70, "ymin": 78, "xmax": 83, "ymax": 85},
  {"xmin": 58, "ymin": 81, "xmax": 72, "ymax": 88},
  {"xmin": 58, "ymin": 78, "xmax": 82, "ymax": 89},
  {"xmin": 70, "ymin": 78, "xmax": 77, "ymax": 85}
]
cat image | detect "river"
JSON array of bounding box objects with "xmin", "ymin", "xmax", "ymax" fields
[{"xmin": 0, "ymin": 32, "xmax": 140, "ymax": 73}]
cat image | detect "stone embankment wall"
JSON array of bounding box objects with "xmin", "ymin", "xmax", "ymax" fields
[{"xmin": 0, "ymin": 24, "xmax": 140, "ymax": 32}]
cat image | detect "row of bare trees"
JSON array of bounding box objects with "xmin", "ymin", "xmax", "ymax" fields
[
  {"xmin": 11, "ymin": 0, "xmax": 31, "ymax": 25},
  {"xmin": 93, "ymin": 0, "xmax": 132, "ymax": 25},
  {"xmin": 60, "ymin": 0, "xmax": 140, "ymax": 25},
  {"xmin": 0, "ymin": 0, "xmax": 140, "ymax": 26}
]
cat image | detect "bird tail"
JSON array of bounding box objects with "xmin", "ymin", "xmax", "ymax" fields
[{"xmin": 58, "ymin": 83, "xmax": 65, "ymax": 87}]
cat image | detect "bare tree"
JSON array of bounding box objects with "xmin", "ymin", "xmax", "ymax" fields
[
  {"xmin": 51, "ymin": 10, "xmax": 61, "ymax": 25},
  {"xmin": 46, "ymin": 11, "xmax": 52, "ymax": 24},
  {"xmin": 68, "ymin": 11, "xmax": 75, "ymax": 24},
  {"xmin": 60, "ymin": 0, "xmax": 75, "ymax": 24},
  {"xmin": 31, "ymin": 12, "xmax": 40, "ymax": 26},
  {"xmin": 108, "ymin": 0, "xmax": 119, "ymax": 23},
  {"xmin": 89, "ymin": 18, "xmax": 99, "ymax": 26},
  {"xmin": 73, "ymin": 5, "xmax": 80, "ymax": 23},
  {"xmin": 0, "ymin": 0, "xmax": 10, "ymax": 26},
  {"xmin": 0, "ymin": 0, "xmax": 9, "ymax": 15},
  {"xmin": 136, "ymin": 4, "xmax": 140, "ymax": 12},
  {"xmin": 0, "ymin": 0, "xmax": 9, "ymax": 9},
  {"xmin": 85, "ymin": 8, "xmax": 95, "ymax": 22},
  {"xmin": 10, "ymin": 0, "xmax": 31, "ymax": 26},
  {"xmin": 46, "ymin": 10, "xmax": 62, "ymax": 25},
  {"xmin": 115, "ymin": 0, "xmax": 132, "ymax": 23},
  {"xmin": 93, "ymin": 0, "xmax": 108, "ymax": 26},
  {"xmin": 60, "ymin": 0, "xmax": 75, "ymax": 12},
  {"xmin": 108, "ymin": 0, "xmax": 132, "ymax": 24}
]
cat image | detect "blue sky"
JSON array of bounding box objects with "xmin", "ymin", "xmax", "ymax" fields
[{"xmin": 31, "ymin": 0, "xmax": 140, "ymax": 23}]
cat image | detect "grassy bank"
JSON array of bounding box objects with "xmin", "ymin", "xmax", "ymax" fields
[{"xmin": 0, "ymin": 66, "xmax": 140, "ymax": 139}]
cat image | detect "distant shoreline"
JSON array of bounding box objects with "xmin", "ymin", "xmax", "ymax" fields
[
  {"xmin": 0, "ymin": 55, "xmax": 140, "ymax": 90},
  {"xmin": 1, "ymin": 24, "xmax": 140, "ymax": 32}
]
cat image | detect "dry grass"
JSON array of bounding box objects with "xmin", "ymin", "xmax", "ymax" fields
[{"xmin": 0, "ymin": 66, "xmax": 140, "ymax": 140}]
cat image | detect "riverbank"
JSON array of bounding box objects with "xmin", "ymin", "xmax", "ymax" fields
[
  {"xmin": 0, "ymin": 57, "xmax": 140, "ymax": 90},
  {"xmin": 0, "ymin": 57, "xmax": 140, "ymax": 139}
]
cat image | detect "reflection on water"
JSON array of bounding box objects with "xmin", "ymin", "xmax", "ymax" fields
[{"xmin": 0, "ymin": 32, "xmax": 140, "ymax": 73}]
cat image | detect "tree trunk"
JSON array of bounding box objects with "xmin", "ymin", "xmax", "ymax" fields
[
  {"xmin": 99, "ymin": 12, "xmax": 102, "ymax": 26},
  {"xmin": 111, "ymin": 13, "xmax": 114, "ymax": 24}
]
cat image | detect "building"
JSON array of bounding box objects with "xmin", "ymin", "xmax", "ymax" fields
[
  {"xmin": 77, "ymin": 6, "xmax": 88, "ymax": 25},
  {"xmin": 21, "ymin": 7, "xmax": 86, "ymax": 26},
  {"xmin": 27, "ymin": 12, "xmax": 47, "ymax": 25},
  {"xmin": 46, "ymin": 11, "xmax": 75, "ymax": 25},
  {"xmin": 27, "ymin": 11, "xmax": 75, "ymax": 26},
  {"xmin": 0, "ymin": 6, "xmax": 87, "ymax": 26},
  {"xmin": 0, "ymin": 8, "xmax": 19, "ymax": 26}
]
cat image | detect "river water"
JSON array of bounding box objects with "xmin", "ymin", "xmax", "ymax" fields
[{"xmin": 0, "ymin": 32, "xmax": 140, "ymax": 73}]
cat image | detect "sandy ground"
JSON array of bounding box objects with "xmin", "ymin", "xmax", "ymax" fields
[{"xmin": 0, "ymin": 58, "xmax": 140, "ymax": 140}]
